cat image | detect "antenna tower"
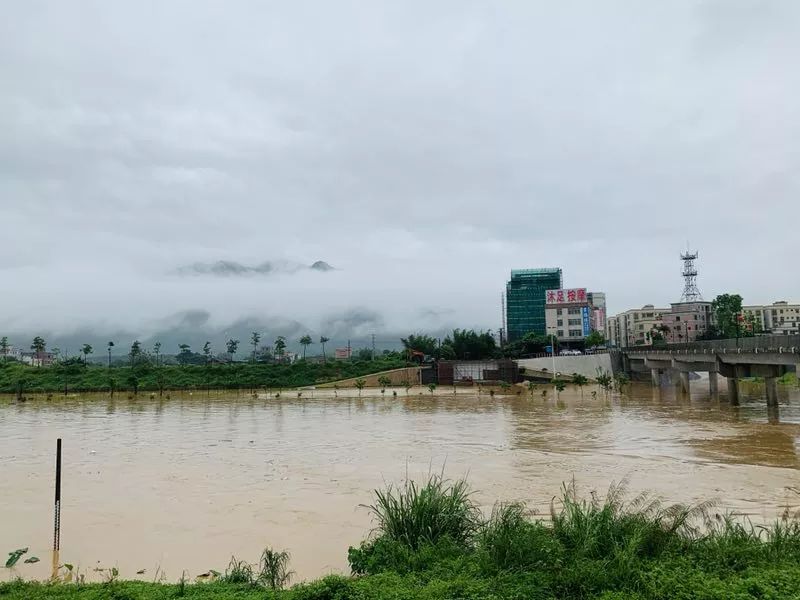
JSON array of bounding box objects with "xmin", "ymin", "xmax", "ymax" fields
[{"xmin": 679, "ymin": 250, "xmax": 702, "ymax": 302}]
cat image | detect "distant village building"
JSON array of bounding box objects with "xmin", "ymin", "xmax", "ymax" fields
[{"xmin": 21, "ymin": 351, "xmax": 55, "ymax": 367}]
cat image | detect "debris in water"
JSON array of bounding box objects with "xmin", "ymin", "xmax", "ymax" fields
[{"xmin": 23, "ymin": 557, "xmax": 40, "ymax": 564}]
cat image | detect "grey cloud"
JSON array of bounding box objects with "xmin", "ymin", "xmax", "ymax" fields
[
  {"xmin": 0, "ymin": 0, "xmax": 798, "ymax": 334},
  {"xmin": 175, "ymin": 260, "xmax": 334, "ymax": 277}
]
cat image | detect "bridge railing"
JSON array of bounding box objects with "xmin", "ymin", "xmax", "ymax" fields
[{"xmin": 618, "ymin": 335, "xmax": 800, "ymax": 356}]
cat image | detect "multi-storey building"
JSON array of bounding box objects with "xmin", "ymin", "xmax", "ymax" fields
[
  {"xmin": 660, "ymin": 301, "xmax": 713, "ymax": 342},
  {"xmin": 606, "ymin": 315, "xmax": 620, "ymax": 347},
  {"xmin": 610, "ymin": 305, "xmax": 670, "ymax": 347},
  {"xmin": 544, "ymin": 288, "xmax": 606, "ymax": 346},
  {"xmin": 743, "ymin": 301, "xmax": 800, "ymax": 335},
  {"xmin": 505, "ymin": 268, "xmax": 563, "ymax": 341}
]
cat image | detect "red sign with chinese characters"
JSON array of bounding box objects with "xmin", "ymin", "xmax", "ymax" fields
[{"xmin": 545, "ymin": 288, "xmax": 588, "ymax": 305}]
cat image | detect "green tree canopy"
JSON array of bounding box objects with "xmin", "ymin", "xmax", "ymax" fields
[
  {"xmin": 712, "ymin": 293, "xmax": 744, "ymax": 338},
  {"xmin": 400, "ymin": 334, "xmax": 438, "ymax": 357},
  {"xmin": 299, "ymin": 335, "xmax": 313, "ymax": 359},
  {"xmin": 31, "ymin": 336, "xmax": 46, "ymax": 353},
  {"xmin": 584, "ymin": 331, "xmax": 606, "ymax": 348}
]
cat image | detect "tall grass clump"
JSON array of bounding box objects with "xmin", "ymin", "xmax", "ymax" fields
[
  {"xmin": 551, "ymin": 479, "xmax": 707, "ymax": 561},
  {"xmin": 367, "ymin": 475, "xmax": 480, "ymax": 550},
  {"xmin": 478, "ymin": 502, "xmax": 563, "ymax": 574},
  {"xmin": 257, "ymin": 547, "xmax": 293, "ymax": 590}
]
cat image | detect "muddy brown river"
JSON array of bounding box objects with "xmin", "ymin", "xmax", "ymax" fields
[{"xmin": 2, "ymin": 380, "xmax": 799, "ymax": 583}]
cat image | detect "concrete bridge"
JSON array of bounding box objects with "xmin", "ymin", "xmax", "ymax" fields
[{"xmin": 619, "ymin": 335, "xmax": 800, "ymax": 407}]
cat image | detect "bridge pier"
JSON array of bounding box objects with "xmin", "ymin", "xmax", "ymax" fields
[
  {"xmin": 709, "ymin": 372, "xmax": 719, "ymax": 397},
  {"xmin": 727, "ymin": 377, "xmax": 740, "ymax": 406},
  {"xmin": 679, "ymin": 371, "xmax": 691, "ymax": 398},
  {"xmin": 765, "ymin": 377, "xmax": 779, "ymax": 407},
  {"xmin": 651, "ymin": 369, "xmax": 660, "ymax": 387}
]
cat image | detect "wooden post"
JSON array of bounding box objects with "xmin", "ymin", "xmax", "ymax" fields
[{"xmin": 52, "ymin": 438, "xmax": 62, "ymax": 579}]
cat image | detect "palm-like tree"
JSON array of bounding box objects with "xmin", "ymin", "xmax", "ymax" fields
[
  {"xmin": 274, "ymin": 336, "xmax": 287, "ymax": 361},
  {"xmin": 130, "ymin": 340, "xmax": 142, "ymax": 367},
  {"xmin": 178, "ymin": 343, "xmax": 191, "ymax": 366},
  {"xmin": 31, "ymin": 336, "xmax": 46, "ymax": 367},
  {"xmin": 319, "ymin": 336, "xmax": 330, "ymax": 362},
  {"xmin": 107, "ymin": 341, "xmax": 115, "ymax": 368},
  {"xmin": 226, "ymin": 338, "xmax": 239, "ymax": 363},
  {"xmin": 251, "ymin": 332, "xmax": 261, "ymax": 363},
  {"xmin": 81, "ymin": 344, "xmax": 93, "ymax": 366},
  {"xmin": 299, "ymin": 335, "xmax": 313, "ymax": 360},
  {"xmin": 152, "ymin": 341, "xmax": 161, "ymax": 367},
  {"xmin": 203, "ymin": 341, "xmax": 212, "ymax": 366}
]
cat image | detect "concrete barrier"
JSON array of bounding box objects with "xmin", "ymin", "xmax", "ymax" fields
[{"xmin": 516, "ymin": 354, "xmax": 613, "ymax": 380}]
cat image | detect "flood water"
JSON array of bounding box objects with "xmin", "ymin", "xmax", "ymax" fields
[{"xmin": 2, "ymin": 379, "xmax": 800, "ymax": 583}]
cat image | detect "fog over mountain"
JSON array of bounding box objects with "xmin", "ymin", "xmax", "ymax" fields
[{"xmin": 1, "ymin": 1, "xmax": 798, "ymax": 353}]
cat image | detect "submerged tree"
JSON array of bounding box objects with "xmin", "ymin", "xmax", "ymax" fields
[
  {"xmin": 572, "ymin": 373, "xmax": 589, "ymax": 398},
  {"xmin": 355, "ymin": 378, "xmax": 366, "ymax": 397}
]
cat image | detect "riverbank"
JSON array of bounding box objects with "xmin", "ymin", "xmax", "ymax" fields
[
  {"xmin": 0, "ymin": 358, "xmax": 408, "ymax": 395},
  {"xmin": 3, "ymin": 477, "xmax": 800, "ymax": 599}
]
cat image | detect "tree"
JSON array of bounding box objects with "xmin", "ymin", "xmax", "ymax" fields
[
  {"xmin": 203, "ymin": 341, "xmax": 212, "ymax": 365},
  {"xmin": 152, "ymin": 342, "xmax": 161, "ymax": 367},
  {"xmin": 130, "ymin": 340, "xmax": 142, "ymax": 367},
  {"xmin": 81, "ymin": 344, "xmax": 93, "ymax": 366},
  {"xmin": 378, "ymin": 375, "xmax": 391, "ymax": 394},
  {"xmin": 299, "ymin": 335, "xmax": 313, "ymax": 360},
  {"xmin": 226, "ymin": 338, "xmax": 240, "ymax": 362},
  {"xmin": 177, "ymin": 344, "xmax": 192, "ymax": 366},
  {"xmin": 400, "ymin": 334, "xmax": 438, "ymax": 357},
  {"xmin": 319, "ymin": 336, "xmax": 330, "ymax": 362},
  {"xmin": 274, "ymin": 336, "xmax": 287, "ymax": 361},
  {"xmin": 0, "ymin": 336, "xmax": 9, "ymax": 361},
  {"xmin": 572, "ymin": 373, "xmax": 589, "ymax": 398},
  {"xmin": 251, "ymin": 332, "xmax": 261, "ymax": 363},
  {"xmin": 441, "ymin": 329, "xmax": 497, "ymax": 360},
  {"xmin": 712, "ymin": 293, "xmax": 745, "ymax": 339},
  {"xmin": 428, "ymin": 383, "xmax": 437, "ymax": 395},
  {"xmin": 31, "ymin": 336, "xmax": 46, "ymax": 353},
  {"xmin": 584, "ymin": 331, "xmax": 605, "ymax": 348},
  {"xmin": 30, "ymin": 336, "xmax": 46, "ymax": 366},
  {"xmin": 355, "ymin": 378, "xmax": 366, "ymax": 396},
  {"xmin": 107, "ymin": 341, "xmax": 115, "ymax": 368},
  {"xmin": 501, "ymin": 331, "xmax": 549, "ymax": 358}
]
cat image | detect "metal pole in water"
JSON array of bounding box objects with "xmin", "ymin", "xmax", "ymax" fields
[{"xmin": 52, "ymin": 438, "xmax": 62, "ymax": 580}]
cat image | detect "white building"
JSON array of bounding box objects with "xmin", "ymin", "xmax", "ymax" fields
[
  {"xmin": 743, "ymin": 301, "xmax": 800, "ymax": 335},
  {"xmin": 544, "ymin": 288, "xmax": 606, "ymax": 346}
]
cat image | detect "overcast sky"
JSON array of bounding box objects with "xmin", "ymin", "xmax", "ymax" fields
[{"xmin": 1, "ymin": 1, "xmax": 798, "ymax": 347}]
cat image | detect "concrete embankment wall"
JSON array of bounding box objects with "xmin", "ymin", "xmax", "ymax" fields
[
  {"xmin": 517, "ymin": 354, "xmax": 613, "ymax": 380},
  {"xmin": 314, "ymin": 367, "xmax": 422, "ymax": 388}
]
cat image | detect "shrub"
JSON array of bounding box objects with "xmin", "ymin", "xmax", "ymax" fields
[{"xmin": 365, "ymin": 475, "xmax": 479, "ymax": 551}]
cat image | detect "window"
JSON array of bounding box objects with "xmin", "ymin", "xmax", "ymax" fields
[
  {"xmin": 569, "ymin": 329, "xmax": 582, "ymax": 337},
  {"xmin": 557, "ymin": 319, "xmax": 563, "ymax": 326},
  {"xmin": 639, "ymin": 324, "xmax": 644, "ymax": 330},
  {"xmin": 557, "ymin": 330, "xmax": 564, "ymax": 337},
  {"xmin": 568, "ymin": 319, "xmax": 581, "ymax": 326},
  {"xmin": 557, "ymin": 308, "xmax": 563, "ymax": 316},
  {"xmin": 676, "ymin": 316, "xmax": 681, "ymax": 321},
  {"xmin": 694, "ymin": 315, "xmax": 698, "ymax": 320},
  {"xmin": 568, "ymin": 308, "xmax": 581, "ymax": 315}
]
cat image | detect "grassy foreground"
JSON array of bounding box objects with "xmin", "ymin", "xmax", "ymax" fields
[
  {"xmin": 0, "ymin": 358, "xmax": 407, "ymax": 395},
  {"xmin": 3, "ymin": 477, "xmax": 800, "ymax": 599}
]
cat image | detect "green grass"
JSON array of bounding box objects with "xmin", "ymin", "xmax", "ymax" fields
[
  {"xmin": 3, "ymin": 478, "xmax": 800, "ymax": 599},
  {"xmin": 0, "ymin": 357, "xmax": 407, "ymax": 395}
]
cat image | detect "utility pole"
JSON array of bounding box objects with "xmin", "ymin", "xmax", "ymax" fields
[
  {"xmin": 347, "ymin": 339, "xmax": 351, "ymax": 360},
  {"xmin": 371, "ymin": 334, "xmax": 376, "ymax": 360}
]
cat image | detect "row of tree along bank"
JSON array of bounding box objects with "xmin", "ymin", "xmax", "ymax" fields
[
  {"xmin": 0, "ymin": 357, "xmax": 408, "ymax": 395},
  {"xmin": 3, "ymin": 475, "xmax": 800, "ymax": 599}
]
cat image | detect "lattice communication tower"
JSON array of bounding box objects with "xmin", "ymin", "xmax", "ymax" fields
[{"xmin": 679, "ymin": 250, "xmax": 703, "ymax": 302}]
